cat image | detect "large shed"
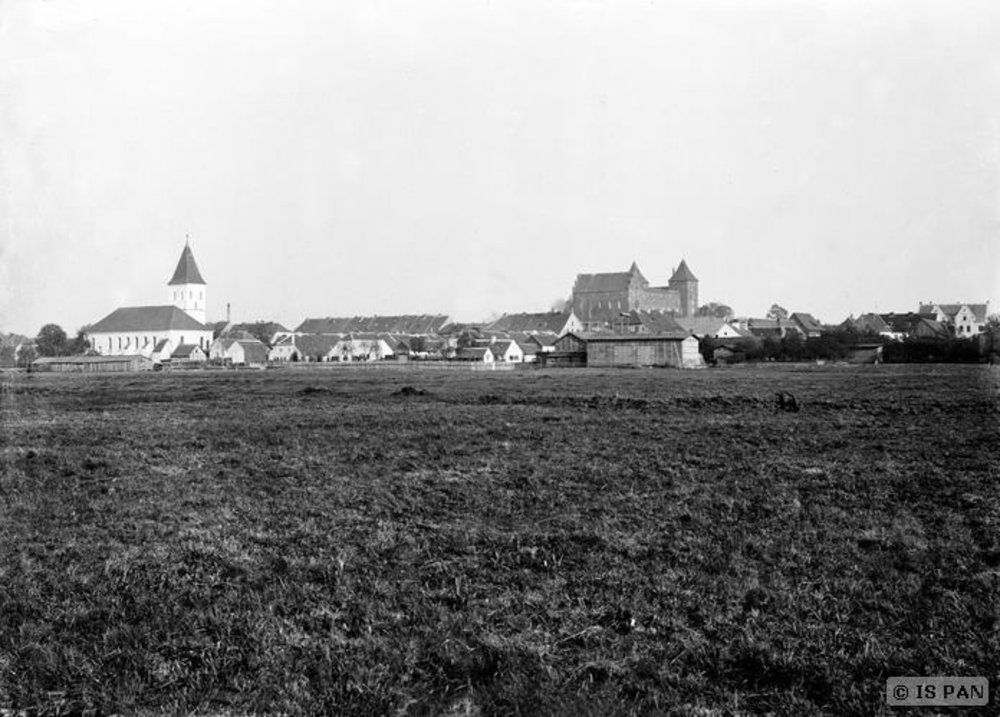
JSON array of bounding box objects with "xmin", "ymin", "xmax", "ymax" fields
[
  {"xmin": 586, "ymin": 333, "xmax": 703, "ymax": 368},
  {"xmin": 30, "ymin": 354, "xmax": 154, "ymax": 373}
]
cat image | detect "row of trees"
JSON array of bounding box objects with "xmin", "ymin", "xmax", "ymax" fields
[{"xmin": 701, "ymin": 327, "xmax": 999, "ymax": 365}]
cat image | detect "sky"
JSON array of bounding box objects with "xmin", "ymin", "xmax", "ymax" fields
[{"xmin": 2, "ymin": 0, "xmax": 999, "ymax": 336}]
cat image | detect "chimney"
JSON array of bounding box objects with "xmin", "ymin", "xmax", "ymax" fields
[{"xmin": 227, "ymin": 303, "xmax": 231, "ymax": 324}]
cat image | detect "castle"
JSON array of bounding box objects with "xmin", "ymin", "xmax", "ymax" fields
[{"xmin": 571, "ymin": 260, "xmax": 698, "ymax": 330}]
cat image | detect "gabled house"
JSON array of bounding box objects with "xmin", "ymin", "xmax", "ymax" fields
[
  {"xmin": 171, "ymin": 344, "xmax": 207, "ymax": 362},
  {"xmin": 268, "ymin": 334, "xmax": 340, "ymax": 362},
  {"xmin": 918, "ymin": 303, "xmax": 990, "ymax": 337},
  {"xmin": 485, "ymin": 311, "xmax": 581, "ymax": 337},
  {"xmin": 488, "ymin": 340, "xmax": 524, "ymax": 363},
  {"xmin": 789, "ymin": 313, "xmax": 823, "ymax": 338},
  {"xmin": 455, "ymin": 347, "xmax": 494, "ymax": 363}
]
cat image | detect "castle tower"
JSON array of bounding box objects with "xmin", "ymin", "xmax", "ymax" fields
[
  {"xmin": 167, "ymin": 239, "xmax": 207, "ymax": 324},
  {"xmin": 667, "ymin": 259, "xmax": 698, "ymax": 318}
]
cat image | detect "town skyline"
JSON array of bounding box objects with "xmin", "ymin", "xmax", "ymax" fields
[{"xmin": 3, "ymin": 0, "xmax": 998, "ymax": 336}]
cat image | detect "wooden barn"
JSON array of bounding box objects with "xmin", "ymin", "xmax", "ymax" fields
[
  {"xmin": 539, "ymin": 332, "xmax": 594, "ymax": 367},
  {"xmin": 30, "ymin": 354, "xmax": 154, "ymax": 373},
  {"xmin": 586, "ymin": 333, "xmax": 703, "ymax": 368}
]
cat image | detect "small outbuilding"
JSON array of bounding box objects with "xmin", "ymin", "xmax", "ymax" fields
[{"xmin": 30, "ymin": 354, "xmax": 154, "ymax": 373}]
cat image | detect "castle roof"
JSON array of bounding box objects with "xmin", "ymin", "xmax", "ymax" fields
[
  {"xmin": 89, "ymin": 306, "xmax": 209, "ymax": 333},
  {"xmin": 574, "ymin": 263, "xmax": 648, "ymax": 294},
  {"xmin": 669, "ymin": 260, "xmax": 697, "ymax": 282},
  {"xmin": 168, "ymin": 242, "xmax": 206, "ymax": 286}
]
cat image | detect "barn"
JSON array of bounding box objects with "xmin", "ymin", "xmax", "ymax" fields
[
  {"xmin": 30, "ymin": 354, "xmax": 154, "ymax": 373},
  {"xmin": 585, "ymin": 333, "xmax": 703, "ymax": 368},
  {"xmin": 538, "ymin": 331, "xmax": 594, "ymax": 367}
]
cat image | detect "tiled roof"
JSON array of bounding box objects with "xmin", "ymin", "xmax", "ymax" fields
[
  {"xmin": 486, "ymin": 312, "xmax": 572, "ymax": 334},
  {"xmin": 633, "ymin": 310, "xmax": 685, "ymax": 334},
  {"xmin": 920, "ymin": 303, "xmax": 989, "ymax": 323},
  {"xmin": 236, "ymin": 341, "xmax": 269, "ymax": 363},
  {"xmin": 295, "ymin": 315, "xmax": 449, "ymax": 335},
  {"xmin": 89, "ymin": 306, "xmax": 208, "ymax": 333},
  {"xmin": 456, "ymin": 347, "xmax": 491, "ymax": 360},
  {"xmin": 675, "ymin": 317, "xmax": 727, "ymax": 336},
  {"xmin": 669, "ymin": 260, "xmax": 697, "ymax": 282},
  {"xmin": 790, "ymin": 313, "xmax": 823, "ymax": 333},
  {"xmin": 167, "ymin": 243, "xmax": 206, "ymax": 285},
  {"xmin": 880, "ymin": 313, "xmax": 936, "ymax": 333},
  {"xmin": 171, "ymin": 344, "xmax": 202, "ymax": 358},
  {"xmin": 586, "ymin": 332, "xmax": 691, "ymax": 342}
]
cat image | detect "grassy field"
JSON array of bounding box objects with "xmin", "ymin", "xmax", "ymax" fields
[{"xmin": 1, "ymin": 364, "xmax": 998, "ymax": 715}]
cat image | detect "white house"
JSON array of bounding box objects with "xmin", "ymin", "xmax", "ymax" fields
[
  {"xmin": 87, "ymin": 242, "xmax": 213, "ymax": 359},
  {"xmin": 210, "ymin": 337, "xmax": 269, "ymax": 365},
  {"xmin": 488, "ymin": 340, "xmax": 524, "ymax": 363},
  {"xmin": 327, "ymin": 335, "xmax": 395, "ymax": 362}
]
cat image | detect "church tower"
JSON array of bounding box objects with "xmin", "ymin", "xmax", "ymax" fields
[{"xmin": 167, "ymin": 240, "xmax": 207, "ymax": 324}]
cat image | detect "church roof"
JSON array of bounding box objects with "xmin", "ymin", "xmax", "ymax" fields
[
  {"xmin": 669, "ymin": 260, "xmax": 697, "ymax": 282},
  {"xmin": 168, "ymin": 243, "xmax": 206, "ymax": 285},
  {"xmin": 89, "ymin": 306, "xmax": 209, "ymax": 333}
]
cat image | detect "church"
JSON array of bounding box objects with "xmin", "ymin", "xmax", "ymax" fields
[{"xmin": 86, "ymin": 242, "xmax": 214, "ymax": 359}]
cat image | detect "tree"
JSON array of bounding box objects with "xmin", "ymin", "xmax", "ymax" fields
[
  {"xmin": 986, "ymin": 313, "xmax": 1000, "ymax": 330},
  {"xmin": 696, "ymin": 302, "xmax": 734, "ymax": 320},
  {"xmin": 35, "ymin": 324, "xmax": 68, "ymax": 357},
  {"xmin": 766, "ymin": 304, "xmax": 789, "ymax": 321},
  {"xmin": 0, "ymin": 344, "xmax": 15, "ymax": 368},
  {"xmin": 16, "ymin": 343, "xmax": 37, "ymax": 368},
  {"xmin": 66, "ymin": 325, "xmax": 92, "ymax": 355},
  {"xmin": 551, "ymin": 297, "xmax": 571, "ymax": 312}
]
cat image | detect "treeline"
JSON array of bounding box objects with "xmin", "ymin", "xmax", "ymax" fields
[{"xmin": 700, "ymin": 330, "xmax": 998, "ymax": 365}]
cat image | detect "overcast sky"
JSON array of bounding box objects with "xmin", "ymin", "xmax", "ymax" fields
[{"xmin": 2, "ymin": 0, "xmax": 998, "ymax": 335}]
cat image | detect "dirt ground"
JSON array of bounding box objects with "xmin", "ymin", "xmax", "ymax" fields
[{"xmin": 2, "ymin": 364, "xmax": 998, "ymax": 714}]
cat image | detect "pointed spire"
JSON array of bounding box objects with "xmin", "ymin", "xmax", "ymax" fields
[
  {"xmin": 670, "ymin": 259, "xmax": 697, "ymax": 282},
  {"xmin": 168, "ymin": 240, "xmax": 206, "ymax": 285}
]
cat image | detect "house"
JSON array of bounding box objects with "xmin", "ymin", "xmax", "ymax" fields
[
  {"xmin": 571, "ymin": 260, "xmax": 699, "ymax": 329},
  {"xmin": 87, "ymin": 242, "xmax": 213, "ymax": 358},
  {"xmin": 30, "ymin": 354, "xmax": 154, "ymax": 373},
  {"xmin": 485, "ymin": 311, "xmax": 581, "ymax": 336},
  {"xmin": 880, "ymin": 313, "xmax": 950, "ymax": 340},
  {"xmin": 585, "ymin": 333, "xmax": 703, "ymax": 368},
  {"xmin": 843, "ymin": 313, "xmax": 892, "ymax": 337},
  {"xmin": 210, "ymin": 337, "xmax": 269, "ymax": 365},
  {"xmin": 745, "ymin": 318, "xmax": 801, "ymax": 339},
  {"xmin": 528, "ymin": 333, "xmax": 559, "ymax": 353},
  {"xmin": 455, "ymin": 347, "xmax": 494, "ymax": 363},
  {"xmin": 918, "ymin": 303, "xmax": 990, "ymax": 337},
  {"xmin": 488, "ymin": 340, "xmax": 524, "ymax": 363},
  {"xmin": 789, "ymin": 313, "xmax": 824, "ymax": 339},
  {"xmin": 268, "ymin": 334, "xmax": 340, "ymax": 362},
  {"xmin": 327, "ymin": 334, "xmax": 396, "ymax": 362},
  {"xmin": 171, "ymin": 344, "xmax": 207, "ymax": 362}
]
